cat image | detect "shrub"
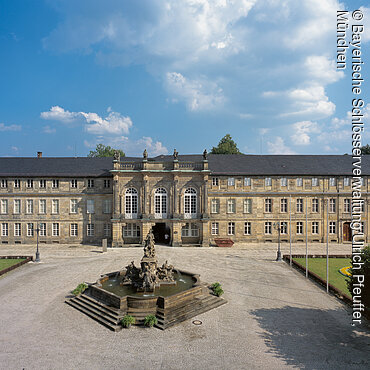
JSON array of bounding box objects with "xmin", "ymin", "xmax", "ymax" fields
[
  {"xmin": 211, "ymin": 282, "xmax": 221, "ymax": 289},
  {"xmin": 144, "ymin": 314, "xmax": 158, "ymax": 328},
  {"xmin": 213, "ymin": 286, "xmax": 224, "ymax": 297},
  {"xmin": 121, "ymin": 315, "xmax": 135, "ymax": 328},
  {"xmin": 72, "ymin": 282, "xmax": 88, "ymax": 296}
]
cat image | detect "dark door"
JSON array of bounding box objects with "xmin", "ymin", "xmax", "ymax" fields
[
  {"xmin": 343, "ymin": 222, "xmax": 351, "ymax": 242},
  {"xmin": 152, "ymin": 223, "xmax": 170, "ymax": 244}
]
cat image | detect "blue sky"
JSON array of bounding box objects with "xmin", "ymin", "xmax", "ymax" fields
[{"xmin": 0, "ymin": 0, "xmax": 369, "ymax": 157}]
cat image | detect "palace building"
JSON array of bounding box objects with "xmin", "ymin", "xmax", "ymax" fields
[{"xmin": 0, "ymin": 151, "xmax": 369, "ymax": 247}]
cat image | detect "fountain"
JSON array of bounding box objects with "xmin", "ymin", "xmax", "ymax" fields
[{"xmin": 66, "ymin": 229, "xmax": 227, "ymax": 330}]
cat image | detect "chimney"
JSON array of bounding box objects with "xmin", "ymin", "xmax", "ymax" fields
[{"xmin": 37, "ymin": 152, "xmax": 42, "ymax": 158}]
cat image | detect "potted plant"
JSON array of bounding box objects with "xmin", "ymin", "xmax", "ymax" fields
[
  {"xmin": 143, "ymin": 314, "xmax": 158, "ymax": 328},
  {"xmin": 210, "ymin": 282, "xmax": 224, "ymax": 297},
  {"xmin": 72, "ymin": 282, "xmax": 88, "ymax": 296},
  {"xmin": 121, "ymin": 315, "xmax": 136, "ymax": 328}
]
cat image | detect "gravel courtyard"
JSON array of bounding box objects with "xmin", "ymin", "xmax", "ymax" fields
[{"xmin": 0, "ymin": 243, "xmax": 369, "ymax": 370}]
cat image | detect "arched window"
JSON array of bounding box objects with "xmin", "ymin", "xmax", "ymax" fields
[
  {"xmin": 154, "ymin": 188, "xmax": 167, "ymax": 218},
  {"xmin": 184, "ymin": 187, "xmax": 197, "ymax": 218},
  {"xmin": 125, "ymin": 188, "xmax": 138, "ymax": 219}
]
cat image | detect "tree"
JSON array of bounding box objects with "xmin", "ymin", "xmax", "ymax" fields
[
  {"xmin": 87, "ymin": 144, "xmax": 125, "ymax": 158},
  {"xmin": 210, "ymin": 134, "xmax": 241, "ymax": 154},
  {"xmin": 360, "ymin": 144, "xmax": 370, "ymax": 154}
]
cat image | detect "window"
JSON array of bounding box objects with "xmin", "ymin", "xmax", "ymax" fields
[
  {"xmin": 87, "ymin": 199, "xmax": 95, "ymax": 214},
  {"xmin": 244, "ymin": 177, "xmax": 251, "ymax": 186},
  {"xmin": 103, "ymin": 199, "xmax": 112, "ymax": 214},
  {"xmin": 264, "ymin": 222, "xmax": 272, "ymax": 234},
  {"xmin": 312, "ymin": 199, "xmax": 319, "ymax": 213},
  {"xmin": 27, "ymin": 223, "xmax": 34, "ymax": 237},
  {"xmin": 1, "ymin": 179, "xmax": 7, "ymax": 188},
  {"xmin": 52, "ymin": 199, "xmax": 59, "ymax": 214},
  {"xmin": 39, "ymin": 223, "xmax": 46, "ymax": 237},
  {"xmin": 329, "ymin": 198, "xmax": 336, "ymax": 213},
  {"xmin": 312, "ymin": 222, "xmax": 319, "ymax": 234},
  {"xmin": 243, "ymin": 199, "xmax": 252, "ymax": 213},
  {"xmin": 281, "ymin": 199, "xmax": 287, "ymax": 213},
  {"xmin": 87, "ymin": 179, "xmax": 94, "ymax": 188},
  {"xmin": 280, "ymin": 178, "xmax": 287, "ymax": 187},
  {"xmin": 87, "ymin": 223, "xmax": 95, "ymax": 236},
  {"xmin": 14, "ymin": 223, "xmax": 21, "ymax": 237},
  {"xmin": 296, "ymin": 178, "xmax": 303, "ymax": 187},
  {"xmin": 14, "ymin": 179, "xmax": 20, "ymax": 188},
  {"xmin": 125, "ymin": 188, "xmax": 138, "ymax": 217},
  {"xmin": 244, "ymin": 222, "xmax": 251, "ymax": 235},
  {"xmin": 1, "ymin": 223, "xmax": 8, "ymax": 236},
  {"xmin": 344, "ymin": 177, "xmax": 350, "ymax": 187},
  {"xmin": 14, "ymin": 199, "xmax": 21, "ymax": 214},
  {"xmin": 265, "ymin": 177, "xmax": 272, "ymax": 186},
  {"xmin": 280, "ymin": 222, "xmax": 287, "ymax": 234},
  {"xmin": 104, "ymin": 223, "xmax": 111, "ymax": 237},
  {"xmin": 211, "ymin": 199, "xmax": 219, "ymax": 214},
  {"xmin": 312, "ymin": 178, "xmax": 318, "ymax": 186},
  {"xmin": 123, "ymin": 223, "xmax": 140, "ymax": 237},
  {"xmin": 228, "ymin": 222, "xmax": 235, "ymax": 235},
  {"xmin": 39, "ymin": 199, "xmax": 46, "ymax": 214},
  {"xmin": 39, "ymin": 180, "xmax": 46, "ymax": 188},
  {"xmin": 296, "ymin": 199, "xmax": 303, "ymax": 213},
  {"xmin": 265, "ymin": 199, "xmax": 272, "ymax": 213},
  {"xmin": 344, "ymin": 199, "xmax": 351, "ymax": 213},
  {"xmin": 227, "ymin": 199, "xmax": 236, "ymax": 213},
  {"xmin": 360, "ymin": 222, "xmax": 365, "ymax": 233},
  {"xmin": 155, "ymin": 188, "xmax": 167, "ymax": 218},
  {"xmin": 26, "ymin": 200, "xmax": 33, "ymax": 214},
  {"xmin": 71, "ymin": 179, "xmax": 78, "ymax": 188},
  {"xmin": 70, "ymin": 199, "xmax": 78, "ymax": 214},
  {"xmin": 211, "ymin": 222, "xmax": 219, "ymax": 235},
  {"xmin": 27, "ymin": 179, "xmax": 33, "ymax": 188},
  {"xmin": 212, "ymin": 177, "xmax": 219, "ymax": 186},
  {"xmin": 104, "ymin": 179, "xmax": 110, "ymax": 188},
  {"xmin": 228, "ymin": 177, "xmax": 235, "ymax": 186},
  {"xmin": 1, "ymin": 199, "xmax": 8, "ymax": 214},
  {"xmin": 361, "ymin": 178, "xmax": 365, "ymax": 186},
  {"xmin": 296, "ymin": 222, "xmax": 303, "ymax": 234},
  {"xmin": 329, "ymin": 177, "xmax": 336, "ymax": 186},
  {"xmin": 52, "ymin": 179, "xmax": 59, "ymax": 188},
  {"xmin": 329, "ymin": 221, "xmax": 336, "ymax": 234},
  {"xmin": 182, "ymin": 223, "xmax": 199, "ymax": 237},
  {"xmin": 70, "ymin": 224, "xmax": 78, "ymax": 237},
  {"xmin": 52, "ymin": 223, "xmax": 59, "ymax": 236},
  {"xmin": 184, "ymin": 188, "xmax": 197, "ymax": 217}
]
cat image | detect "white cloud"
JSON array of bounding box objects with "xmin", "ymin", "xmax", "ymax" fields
[
  {"xmin": 304, "ymin": 55, "xmax": 344, "ymax": 84},
  {"xmin": 136, "ymin": 136, "xmax": 168, "ymax": 156},
  {"xmin": 40, "ymin": 106, "xmax": 77, "ymax": 122},
  {"xmin": 43, "ymin": 125, "xmax": 56, "ymax": 134},
  {"xmin": 290, "ymin": 121, "xmax": 321, "ymax": 146},
  {"xmin": 0, "ymin": 123, "xmax": 21, "ymax": 131},
  {"xmin": 11, "ymin": 146, "xmax": 19, "ymax": 152},
  {"xmin": 267, "ymin": 137, "xmax": 295, "ymax": 154}
]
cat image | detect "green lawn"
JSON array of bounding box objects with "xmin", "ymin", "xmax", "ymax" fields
[
  {"xmin": 0, "ymin": 258, "xmax": 26, "ymax": 271},
  {"xmin": 293, "ymin": 257, "xmax": 351, "ymax": 296}
]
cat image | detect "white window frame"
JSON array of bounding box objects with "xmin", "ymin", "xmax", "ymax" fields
[
  {"xmin": 243, "ymin": 199, "xmax": 252, "ymax": 214},
  {"xmin": 227, "ymin": 177, "xmax": 235, "ymax": 186},
  {"xmin": 329, "ymin": 221, "xmax": 336, "ymax": 234},
  {"xmin": 1, "ymin": 179, "xmax": 7, "ymax": 188},
  {"xmin": 39, "ymin": 223, "xmax": 46, "ymax": 237},
  {"xmin": 228, "ymin": 222, "xmax": 235, "ymax": 235},
  {"xmin": 344, "ymin": 199, "xmax": 351, "ymax": 213},
  {"xmin": 211, "ymin": 222, "xmax": 219, "ymax": 235},
  {"xmin": 39, "ymin": 179, "xmax": 46, "ymax": 188},
  {"xmin": 312, "ymin": 178, "xmax": 318, "ymax": 187},
  {"xmin": 70, "ymin": 223, "xmax": 78, "ymax": 237},
  {"xmin": 312, "ymin": 199, "xmax": 319, "ymax": 213},
  {"xmin": 27, "ymin": 223, "xmax": 34, "ymax": 237},
  {"xmin": 104, "ymin": 223, "xmax": 111, "ymax": 237},
  {"xmin": 87, "ymin": 199, "xmax": 95, "ymax": 214},
  {"xmin": 280, "ymin": 178, "xmax": 287, "ymax": 187},
  {"xmin": 1, "ymin": 223, "xmax": 8, "ymax": 236},
  {"xmin": 71, "ymin": 179, "xmax": 78, "ymax": 188},
  {"xmin": 104, "ymin": 180, "xmax": 110, "ymax": 188},
  {"xmin": 296, "ymin": 199, "xmax": 303, "ymax": 213},
  {"xmin": 264, "ymin": 222, "xmax": 272, "ymax": 234},
  {"xmin": 52, "ymin": 223, "xmax": 59, "ymax": 237},
  {"xmin": 26, "ymin": 199, "xmax": 33, "ymax": 214},
  {"xmin": 312, "ymin": 222, "xmax": 319, "ymax": 234},
  {"xmin": 265, "ymin": 199, "xmax": 272, "ymax": 213},
  {"xmin": 52, "ymin": 199, "xmax": 59, "ymax": 214},
  {"xmin": 70, "ymin": 199, "xmax": 78, "ymax": 214},
  {"xmin": 14, "ymin": 179, "xmax": 20, "ymax": 188},
  {"xmin": 265, "ymin": 177, "xmax": 272, "ymax": 187},
  {"xmin": 329, "ymin": 177, "xmax": 336, "ymax": 187},
  {"xmin": 1, "ymin": 199, "xmax": 8, "ymax": 214},
  {"xmin": 184, "ymin": 188, "xmax": 197, "ymax": 218},
  {"xmin": 125, "ymin": 188, "xmax": 138, "ymax": 219},
  {"xmin": 212, "ymin": 177, "xmax": 219, "ymax": 186},
  {"xmin": 182, "ymin": 223, "xmax": 199, "ymax": 237},
  {"xmin": 122, "ymin": 223, "xmax": 140, "ymax": 237},
  {"xmin": 296, "ymin": 178, "xmax": 303, "ymax": 187},
  {"xmin": 296, "ymin": 222, "xmax": 303, "ymax": 234},
  {"xmin": 227, "ymin": 199, "xmax": 236, "ymax": 214},
  {"xmin": 14, "ymin": 199, "xmax": 21, "ymax": 214},
  {"xmin": 52, "ymin": 179, "xmax": 59, "ymax": 188},
  {"xmin": 280, "ymin": 222, "xmax": 287, "ymax": 234},
  {"xmin": 211, "ymin": 199, "xmax": 219, "ymax": 214},
  {"xmin": 343, "ymin": 177, "xmax": 350, "ymax": 187},
  {"xmin": 244, "ymin": 222, "xmax": 251, "ymax": 235},
  {"xmin": 39, "ymin": 199, "xmax": 46, "ymax": 214},
  {"xmin": 154, "ymin": 188, "xmax": 167, "ymax": 219},
  {"xmin": 87, "ymin": 223, "xmax": 95, "ymax": 236},
  {"xmin": 27, "ymin": 179, "xmax": 33, "ymax": 188},
  {"xmin": 329, "ymin": 198, "xmax": 336, "ymax": 213},
  {"xmin": 281, "ymin": 199, "xmax": 287, "ymax": 213},
  {"xmin": 244, "ymin": 177, "xmax": 251, "ymax": 186},
  {"xmin": 14, "ymin": 223, "xmax": 21, "ymax": 237},
  {"xmin": 87, "ymin": 179, "xmax": 94, "ymax": 188},
  {"xmin": 103, "ymin": 199, "xmax": 111, "ymax": 214}
]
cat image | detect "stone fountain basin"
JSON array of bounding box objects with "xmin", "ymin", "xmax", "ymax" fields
[{"xmin": 88, "ymin": 270, "xmax": 202, "ymax": 311}]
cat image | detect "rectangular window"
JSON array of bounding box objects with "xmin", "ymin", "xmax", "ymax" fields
[
  {"xmin": 14, "ymin": 179, "xmax": 20, "ymax": 188},
  {"xmin": 1, "ymin": 199, "xmax": 8, "ymax": 214},
  {"xmin": 312, "ymin": 199, "xmax": 319, "ymax": 213},
  {"xmin": 39, "ymin": 223, "xmax": 46, "ymax": 237},
  {"xmin": 264, "ymin": 222, "xmax": 272, "ymax": 234},
  {"xmin": 243, "ymin": 199, "xmax": 252, "ymax": 213},
  {"xmin": 87, "ymin": 199, "xmax": 94, "ymax": 214},
  {"xmin": 1, "ymin": 223, "xmax": 8, "ymax": 236},
  {"xmin": 14, "ymin": 223, "xmax": 21, "ymax": 237},
  {"xmin": 280, "ymin": 222, "xmax": 287, "ymax": 234},
  {"xmin": 244, "ymin": 222, "xmax": 251, "ymax": 235},
  {"xmin": 103, "ymin": 199, "xmax": 112, "ymax": 214},
  {"xmin": 228, "ymin": 222, "xmax": 235, "ymax": 235},
  {"xmin": 87, "ymin": 223, "xmax": 95, "ymax": 236},
  {"xmin": 244, "ymin": 177, "xmax": 251, "ymax": 186},
  {"xmin": 52, "ymin": 223, "xmax": 59, "ymax": 236},
  {"xmin": 26, "ymin": 200, "xmax": 33, "ymax": 214},
  {"xmin": 329, "ymin": 221, "xmax": 336, "ymax": 234},
  {"xmin": 70, "ymin": 224, "xmax": 78, "ymax": 237},
  {"xmin": 265, "ymin": 177, "xmax": 272, "ymax": 186},
  {"xmin": 312, "ymin": 178, "xmax": 318, "ymax": 187},
  {"xmin": 296, "ymin": 178, "xmax": 303, "ymax": 187},
  {"xmin": 39, "ymin": 199, "xmax": 46, "ymax": 214},
  {"xmin": 227, "ymin": 177, "xmax": 235, "ymax": 186},
  {"xmin": 265, "ymin": 198, "xmax": 272, "ymax": 213},
  {"xmin": 104, "ymin": 223, "xmax": 111, "ymax": 237},
  {"xmin": 360, "ymin": 222, "xmax": 364, "ymax": 233},
  {"xmin": 344, "ymin": 199, "xmax": 351, "ymax": 213},
  {"xmin": 71, "ymin": 179, "xmax": 78, "ymax": 188},
  {"xmin": 211, "ymin": 199, "xmax": 219, "ymax": 214},
  {"xmin": 70, "ymin": 199, "xmax": 78, "ymax": 213},
  {"xmin": 343, "ymin": 177, "xmax": 350, "ymax": 187},
  {"xmin": 104, "ymin": 179, "xmax": 110, "ymax": 188},
  {"xmin": 280, "ymin": 178, "xmax": 287, "ymax": 187},
  {"xmin": 87, "ymin": 179, "xmax": 94, "ymax": 188},
  {"xmin": 14, "ymin": 199, "xmax": 21, "ymax": 214},
  {"xmin": 296, "ymin": 222, "xmax": 303, "ymax": 234},
  {"xmin": 27, "ymin": 179, "xmax": 33, "ymax": 188},
  {"xmin": 52, "ymin": 199, "xmax": 59, "ymax": 214},
  {"xmin": 123, "ymin": 223, "xmax": 140, "ymax": 237},
  {"xmin": 329, "ymin": 198, "xmax": 336, "ymax": 213},
  {"xmin": 227, "ymin": 199, "xmax": 236, "ymax": 213},
  {"xmin": 329, "ymin": 177, "xmax": 336, "ymax": 186},
  {"xmin": 52, "ymin": 179, "xmax": 59, "ymax": 188},
  {"xmin": 212, "ymin": 177, "xmax": 219, "ymax": 186},
  {"xmin": 1, "ymin": 179, "xmax": 7, "ymax": 188},
  {"xmin": 312, "ymin": 222, "xmax": 319, "ymax": 234},
  {"xmin": 280, "ymin": 199, "xmax": 287, "ymax": 213},
  {"xmin": 296, "ymin": 199, "xmax": 303, "ymax": 213},
  {"xmin": 211, "ymin": 222, "xmax": 219, "ymax": 235},
  {"xmin": 39, "ymin": 179, "xmax": 46, "ymax": 188},
  {"xmin": 27, "ymin": 223, "xmax": 34, "ymax": 237}
]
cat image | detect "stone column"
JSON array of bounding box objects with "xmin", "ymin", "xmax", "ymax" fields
[
  {"xmin": 113, "ymin": 175, "xmax": 120, "ymax": 217},
  {"xmin": 173, "ymin": 177, "xmax": 178, "ymax": 217},
  {"xmin": 201, "ymin": 220, "xmax": 210, "ymax": 247},
  {"xmin": 203, "ymin": 179, "xmax": 208, "ymax": 215},
  {"xmin": 143, "ymin": 175, "xmax": 148, "ymax": 216}
]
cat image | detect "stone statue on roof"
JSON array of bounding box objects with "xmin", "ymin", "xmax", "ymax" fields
[
  {"xmin": 143, "ymin": 149, "xmax": 148, "ymax": 160},
  {"xmin": 203, "ymin": 149, "xmax": 208, "ymax": 160},
  {"xmin": 173, "ymin": 149, "xmax": 179, "ymax": 160}
]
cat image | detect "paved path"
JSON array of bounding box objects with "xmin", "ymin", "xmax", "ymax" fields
[{"xmin": 0, "ymin": 243, "xmax": 368, "ymax": 370}]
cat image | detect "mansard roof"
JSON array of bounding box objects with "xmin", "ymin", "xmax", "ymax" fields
[{"xmin": 0, "ymin": 154, "xmax": 368, "ymax": 176}]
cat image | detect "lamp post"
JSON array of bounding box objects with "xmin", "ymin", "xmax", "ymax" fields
[
  {"xmin": 273, "ymin": 221, "xmax": 283, "ymax": 261},
  {"xmin": 35, "ymin": 222, "xmax": 40, "ymax": 262}
]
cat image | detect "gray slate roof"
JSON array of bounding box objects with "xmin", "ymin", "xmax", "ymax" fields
[{"xmin": 0, "ymin": 154, "xmax": 368, "ymax": 176}]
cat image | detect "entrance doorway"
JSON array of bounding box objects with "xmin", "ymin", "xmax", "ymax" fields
[
  {"xmin": 343, "ymin": 222, "xmax": 352, "ymax": 242},
  {"xmin": 152, "ymin": 223, "xmax": 171, "ymax": 244}
]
